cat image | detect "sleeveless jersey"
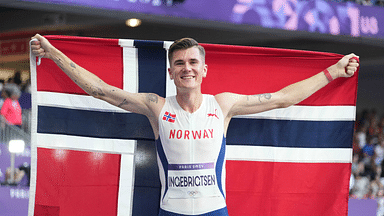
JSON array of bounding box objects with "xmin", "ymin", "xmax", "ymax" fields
[{"xmin": 156, "ymin": 95, "xmax": 228, "ymax": 215}]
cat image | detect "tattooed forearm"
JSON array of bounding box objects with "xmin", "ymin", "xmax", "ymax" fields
[
  {"xmin": 248, "ymin": 93, "xmax": 272, "ymax": 103},
  {"xmin": 91, "ymin": 86, "xmax": 105, "ymax": 97},
  {"xmin": 118, "ymin": 99, "xmax": 129, "ymax": 107},
  {"xmin": 70, "ymin": 62, "xmax": 76, "ymax": 69},
  {"xmin": 147, "ymin": 93, "xmax": 158, "ymax": 103},
  {"xmin": 55, "ymin": 57, "xmax": 65, "ymax": 71},
  {"xmin": 261, "ymin": 93, "xmax": 272, "ymax": 101},
  {"xmin": 57, "ymin": 63, "xmax": 65, "ymax": 71}
]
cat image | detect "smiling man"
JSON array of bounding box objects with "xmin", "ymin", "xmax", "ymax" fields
[{"xmin": 31, "ymin": 35, "xmax": 359, "ymax": 216}]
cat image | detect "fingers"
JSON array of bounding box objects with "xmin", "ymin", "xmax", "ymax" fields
[
  {"xmin": 31, "ymin": 34, "xmax": 42, "ymax": 45},
  {"xmin": 350, "ymin": 56, "xmax": 359, "ymax": 64},
  {"xmin": 31, "ymin": 48, "xmax": 45, "ymax": 58},
  {"xmin": 345, "ymin": 66, "xmax": 356, "ymax": 76},
  {"xmin": 31, "ymin": 33, "xmax": 43, "ymax": 41},
  {"xmin": 345, "ymin": 59, "xmax": 359, "ymax": 77},
  {"xmin": 30, "ymin": 34, "xmax": 46, "ymax": 58},
  {"xmin": 349, "ymin": 60, "xmax": 358, "ymax": 70},
  {"xmin": 345, "ymin": 53, "xmax": 359, "ymax": 60},
  {"xmin": 348, "ymin": 56, "xmax": 359, "ymax": 69},
  {"xmin": 30, "ymin": 43, "xmax": 45, "ymax": 57},
  {"xmin": 342, "ymin": 53, "xmax": 359, "ymax": 77}
]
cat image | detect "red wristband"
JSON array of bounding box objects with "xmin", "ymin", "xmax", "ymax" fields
[{"xmin": 323, "ymin": 69, "xmax": 334, "ymax": 82}]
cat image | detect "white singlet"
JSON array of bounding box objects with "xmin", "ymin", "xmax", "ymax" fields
[{"xmin": 156, "ymin": 94, "xmax": 228, "ymax": 216}]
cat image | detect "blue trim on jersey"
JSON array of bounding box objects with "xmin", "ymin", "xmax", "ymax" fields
[
  {"xmin": 216, "ymin": 136, "xmax": 226, "ymax": 198},
  {"xmin": 158, "ymin": 207, "xmax": 229, "ymax": 216},
  {"xmin": 155, "ymin": 138, "xmax": 169, "ymax": 201}
]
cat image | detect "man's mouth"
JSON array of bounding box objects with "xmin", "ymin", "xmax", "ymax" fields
[{"xmin": 181, "ymin": 75, "xmax": 195, "ymax": 79}]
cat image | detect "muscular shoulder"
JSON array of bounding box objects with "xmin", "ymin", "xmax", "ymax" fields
[
  {"xmin": 144, "ymin": 93, "xmax": 165, "ymax": 117},
  {"xmin": 214, "ymin": 92, "xmax": 242, "ymax": 118}
]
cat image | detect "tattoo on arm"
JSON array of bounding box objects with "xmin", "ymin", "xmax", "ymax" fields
[
  {"xmin": 147, "ymin": 93, "xmax": 158, "ymax": 103},
  {"xmin": 118, "ymin": 99, "xmax": 128, "ymax": 107},
  {"xmin": 55, "ymin": 58, "xmax": 65, "ymax": 71},
  {"xmin": 91, "ymin": 86, "xmax": 105, "ymax": 97},
  {"xmin": 57, "ymin": 63, "xmax": 65, "ymax": 71},
  {"xmin": 70, "ymin": 62, "xmax": 76, "ymax": 69},
  {"xmin": 230, "ymin": 94, "xmax": 242, "ymax": 101},
  {"xmin": 247, "ymin": 93, "xmax": 272, "ymax": 103}
]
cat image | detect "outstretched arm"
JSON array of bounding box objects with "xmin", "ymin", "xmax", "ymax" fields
[
  {"xmin": 30, "ymin": 34, "xmax": 164, "ymax": 127},
  {"xmin": 216, "ymin": 54, "xmax": 359, "ymax": 121}
]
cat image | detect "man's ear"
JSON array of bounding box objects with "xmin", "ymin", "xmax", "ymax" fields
[
  {"xmin": 203, "ymin": 64, "xmax": 208, "ymax": 78},
  {"xmin": 168, "ymin": 68, "xmax": 174, "ymax": 80}
]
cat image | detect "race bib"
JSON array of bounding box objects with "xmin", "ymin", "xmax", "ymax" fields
[{"xmin": 167, "ymin": 162, "xmax": 221, "ymax": 199}]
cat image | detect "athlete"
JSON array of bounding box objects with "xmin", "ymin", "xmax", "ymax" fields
[{"xmin": 31, "ymin": 34, "xmax": 359, "ymax": 216}]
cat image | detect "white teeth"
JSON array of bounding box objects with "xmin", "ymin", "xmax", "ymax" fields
[{"xmin": 182, "ymin": 76, "xmax": 194, "ymax": 79}]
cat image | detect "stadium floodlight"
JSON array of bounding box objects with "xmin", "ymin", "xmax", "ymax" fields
[
  {"xmin": 8, "ymin": 140, "xmax": 25, "ymax": 153},
  {"xmin": 126, "ymin": 18, "xmax": 142, "ymax": 27}
]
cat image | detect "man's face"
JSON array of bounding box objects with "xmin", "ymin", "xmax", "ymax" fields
[{"xmin": 168, "ymin": 47, "xmax": 207, "ymax": 90}]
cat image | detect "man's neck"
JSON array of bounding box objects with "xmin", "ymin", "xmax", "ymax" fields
[{"xmin": 175, "ymin": 90, "xmax": 203, "ymax": 114}]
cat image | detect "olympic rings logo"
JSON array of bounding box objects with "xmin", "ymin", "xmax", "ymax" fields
[{"xmin": 188, "ymin": 191, "xmax": 198, "ymax": 197}]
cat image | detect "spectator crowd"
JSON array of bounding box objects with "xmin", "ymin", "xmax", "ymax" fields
[
  {"xmin": 350, "ymin": 109, "xmax": 384, "ymax": 201},
  {"xmin": 0, "ymin": 71, "xmax": 31, "ymax": 132},
  {"xmin": 329, "ymin": 0, "xmax": 384, "ymax": 6}
]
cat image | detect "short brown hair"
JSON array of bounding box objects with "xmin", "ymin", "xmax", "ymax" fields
[{"xmin": 168, "ymin": 38, "xmax": 205, "ymax": 63}]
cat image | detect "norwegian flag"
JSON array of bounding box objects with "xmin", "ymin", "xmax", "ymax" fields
[
  {"xmin": 29, "ymin": 35, "xmax": 358, "ymax": 216},
  {"xmin": 162, "ymin": 111, "xmax": 176, "ymax": 123}
]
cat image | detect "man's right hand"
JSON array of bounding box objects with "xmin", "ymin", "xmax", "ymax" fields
[{"xmin": 31, "ymin": 34, "xmax": 55, "ymax": 60}]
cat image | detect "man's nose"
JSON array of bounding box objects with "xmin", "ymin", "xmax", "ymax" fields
[{"xmin": 184, "ymin": 62, "xmax": 192, "ymax": 71}]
